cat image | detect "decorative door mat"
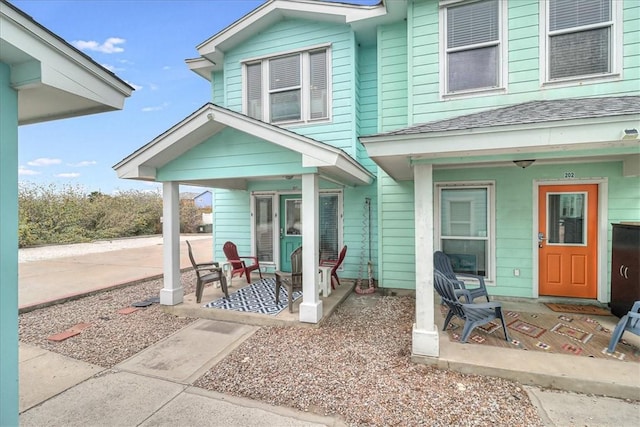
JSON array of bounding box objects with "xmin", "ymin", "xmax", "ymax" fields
[
  {"xmin": 544, "ymin": 303, "xmax": 612, "ymax": 316},
  {"xmin": 203, "ymin": 278, "xmax": 302, "ymax": 315},
  {"xmin": 441, "ymin": 306, "xmax": 640, "ymax": 363}
]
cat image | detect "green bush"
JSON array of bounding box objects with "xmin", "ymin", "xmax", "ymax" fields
[{"xmin": 18, "ymin": 183, "xmax": 164, "ymax": 247}]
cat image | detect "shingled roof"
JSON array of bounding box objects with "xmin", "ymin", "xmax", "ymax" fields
[{"xmin": 372, "ymin": 96, "xmax": 640, "ymax": 137}]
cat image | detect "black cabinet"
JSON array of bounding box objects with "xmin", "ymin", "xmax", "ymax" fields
[{"xmin": 610, "ymin": 224, "xmax": 640, "ymax": 318}]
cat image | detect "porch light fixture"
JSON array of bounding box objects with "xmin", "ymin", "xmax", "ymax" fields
[
  {"xmin": 513, "ymin": 159, "xmax": 535, "ymax": 169},
  {"xmin": 622, "ymin": 128, "xmax": 638, "ymax": 140}
]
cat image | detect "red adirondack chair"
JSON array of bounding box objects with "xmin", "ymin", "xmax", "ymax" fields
[
  {"xmin": 223, "ymin": 241, "xmax": 262, "ymax": 283},
  {"xmin": 320, "ymin": 245, "xmax": 347, "ymax": 289}
]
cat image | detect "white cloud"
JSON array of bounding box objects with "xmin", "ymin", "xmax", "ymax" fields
[
  {"xmin": 55, "ymin": 173, "xmax": 80, "ymax": 178},
  {"xmin": 27, "ymin": 157, "xmax": 62, "ymax": 167},
  {"xmin": 18, "ymin": 166, "xmax": 41, "ymax": 176},
  {"xmin": 163, "ymin": 65, "xmax": 171, "ymax": 70},
  {"xmin": 72, "ymin": 37, "xmax": 125, "ymax": 54},
  {"xmin": 149, "ymin": 83, "xmax": 159, "ymax": 91},
  {"xmin": 141, "ymin": 102, "xmax": 169, "ymax": 112},
  {"xmin": 68, "ymin": 161, "xmax": 97, "ymax": 167}
]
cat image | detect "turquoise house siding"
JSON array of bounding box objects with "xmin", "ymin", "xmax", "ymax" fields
[
  {"xmin": 158, "ymin": 127, "xmax": 311, "ymax": 182},
  {"xmin": 0, "ymin": 61, "xmax": 19, "ymax": 427},
  {"xmin": 377, "ymin": 171, "xmax": 416, "ymax": 289},
  {"xmin": 376, "ymin": 20, "xmax": 412, "ymax": 288},
  {"xmin": 222, "ymin": 19, "xmax": 359, "ymax": 157},
  {"xmin": 409, "ymin": 0, "xmax": 640, "ymax": 124},
  {"xmin": 378, "ymin": 20, "xmax": 408, "ymax": 132},
  {"xmin": 371, "ymin": 0, "xmax": 640, "ymax": 293},
  {"xmin": 357, "ymin": 46, "xmax": 378, "ymax": 172},
  {"xmin": 435, "ymin": 163, "xmax": 640, "ymax": 299},
  {"xmin": 213, "ymin": 189, "xmax": 252, "ymax": 261},
  {"xmin": 212, "ymin": 70, "xmax": 224, "ymax": 105},
  {"xmin": 211, "ymin": 183, "xmax": 378, "ymax": 282}
]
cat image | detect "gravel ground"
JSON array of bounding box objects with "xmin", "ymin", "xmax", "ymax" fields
[
  {"xmin": 19, "ymin": 277, "xmax": 543, "ymax": 426},
  {"xmin": 18, "ymin": 236, "xmax": 543, "ymax": 426},
  {"xmin": 19, "ymin": 272, "xmax": 198, "ymax": 368},
  {"xmin": 195, "ymin": 293, "xmax": 543, "ymax": 426}
]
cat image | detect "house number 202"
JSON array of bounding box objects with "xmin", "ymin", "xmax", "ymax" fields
[{"xmin": 564, "ymin": 172, "xmax": 576, "ymax": 179}]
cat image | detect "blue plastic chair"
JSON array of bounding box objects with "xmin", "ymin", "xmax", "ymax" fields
[
  {"xmin": 607, "ymin": 301, "xmax": 640, "ymax": 353},
  {"xmin": 434, "ymin": 251, "xmax": 490, "ymax": 302},
  {"xmin": 434, "ymin": 270, "xmax": 510, "ymax": 344}
]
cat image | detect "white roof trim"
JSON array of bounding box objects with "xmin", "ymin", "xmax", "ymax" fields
[
  {"xmin": 362, "ymin": 115, "xmax": 640, "ymax": 180},
  {"xmin": 114, "ymin": 103, "xmax": 374, "ymax": 187},
  {"xmin": 1, "ymin": 0, "xmax": 133, "ymax": 124},
  {"xmin": 191, "ymin": 0, "xmax": 402, "ymax": 74}
]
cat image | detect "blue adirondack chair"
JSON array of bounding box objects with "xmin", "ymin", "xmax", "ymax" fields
[{"xmin": 607, "ymin": 301, "xmax": 640, "ymax": 353}]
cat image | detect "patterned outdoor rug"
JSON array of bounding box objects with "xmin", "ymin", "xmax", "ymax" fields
[
  {"xmin": 544, "ymin": 303, "xmax": 612, "ymax": 316},
  {"xmin": 440, "ymin": 306, "xmax": 640, "ymax": 363},
  {"xmin": 203, "ymin": 278, "xmax": 302, "ymax": 315}
]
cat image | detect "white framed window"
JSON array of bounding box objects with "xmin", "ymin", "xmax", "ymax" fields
[
  {"xmin": 243, "ymin": 47, "xmax": 330, "ymax": 125},
  {"xmin": 541, "ymin": 0, "xmax": 621, "ymax": 83},
  {"xmin": 440, "ymin": 0, "xmax": 506, "ymax": 96},
  {"xmin": 435, "ymin": 182, "xmax": 495, "ymax": 280}
]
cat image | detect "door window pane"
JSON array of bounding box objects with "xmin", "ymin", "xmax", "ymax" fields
[
  {"xmin": 547, "ymin": 193, "xmax": 586, "ymax": 244},
  {"xmin": 285, "ymin": 199, "xmax": 302, "ymax": 236},
  {"xmin": 320, "ymin": 194, "xmax": 338, "ymax": 260},
  {"xmin": 254, "ymin": 196, "xmax": 273, "ymax": 262}
]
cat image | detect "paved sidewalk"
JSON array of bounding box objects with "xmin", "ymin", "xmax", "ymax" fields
[
  {"xmin": 18, "ymin": 235, "xmax": 211, "ymax": 311},
  {"xmin": 17, "ymin": 236, "xmax": 640, "ymax": 426},
  {"xmin": 20, "ymin": 319, "xmax": 346, "ymax": 426}
]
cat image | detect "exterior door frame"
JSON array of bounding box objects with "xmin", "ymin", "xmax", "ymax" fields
[
  {"xmin": 250, "ymin": 189, "xmax": 344, "ymax": 271},
  {"xmin": 532, "ymin": 178, "xmax": 608, "ymax": 302}
]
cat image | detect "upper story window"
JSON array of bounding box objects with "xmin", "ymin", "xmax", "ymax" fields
[
  {"xmin": 442, "ymin": 0, "xmax": 504, "ymax": 95},
  {"xmin": 244, "ymin": 47, "xmax": 330, "ymax": 124},
  {"xmin": 544, "ymin": 0, "xmax": 618, "ymax": 82}
]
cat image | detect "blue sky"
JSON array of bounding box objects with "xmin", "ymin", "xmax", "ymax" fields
[{"xmin": 12, "ymin": 0, "xmax": 378, "ymax": 194}]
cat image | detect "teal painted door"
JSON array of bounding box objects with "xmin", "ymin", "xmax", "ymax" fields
[{"xmin": 280, "ymin": 194, "xmax": 302, "ymax": 272}]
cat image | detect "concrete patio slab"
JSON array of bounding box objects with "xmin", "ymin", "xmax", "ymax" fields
[
  {"xmin": 20, "ymin": 371, "xmax": 185, "ymax": 427},
  {"xmin": 116, "ymin": 319, "xmax": 257, "ymax": 384},
  {"xmin": 19, "ymin": 343, "xmax": 104, "ymax": 413}
]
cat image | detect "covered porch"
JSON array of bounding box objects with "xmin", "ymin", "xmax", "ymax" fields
[{"xmin": 113, "ymin": 103, "xmax": 374, "ymax": 325}]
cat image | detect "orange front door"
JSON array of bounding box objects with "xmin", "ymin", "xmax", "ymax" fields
[{"xmin": 538, "ymin": 184, "xmax": 598, "ymax": 298}]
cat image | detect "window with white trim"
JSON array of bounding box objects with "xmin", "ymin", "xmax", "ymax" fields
[
  {"xmin": 436, "ymin": 183, "xmax": 494, "ymax": 279},
  {"xmin": 443, "ymin": 0, "xmax": 503, "ymax": 94},
  {"xmin": 545, "ymin": 0, "xmax": 616, "ymax": 81},
  {"xmin": 244, "ymin": 48, "xmax": 329, "ymax": 124}
]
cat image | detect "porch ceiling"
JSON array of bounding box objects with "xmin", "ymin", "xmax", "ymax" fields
[
  {"xmin": 361, "ymin": 97, "xmax": 640, "ymax": 180},
  {"xmin": 113, "ymin": 103, "xmax": 374, "ymax": 189}
]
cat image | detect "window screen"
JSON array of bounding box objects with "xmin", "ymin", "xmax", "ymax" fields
[
  {"xmin": 548, "ymin": 0, "xmax": 611, "ymax": 79},
  {"xmin": 446, "ymin": 0, "xmax": 499, "ymax": 92}
]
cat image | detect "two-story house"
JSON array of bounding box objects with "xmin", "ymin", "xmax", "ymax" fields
[{"xmin": 114, "ymin": 0, "xmax": 639, "ymax": 357}]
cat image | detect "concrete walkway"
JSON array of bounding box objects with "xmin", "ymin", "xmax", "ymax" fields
[{"xmin": 17, "ymin": 236, "xmax": 640, "ymax": 426}]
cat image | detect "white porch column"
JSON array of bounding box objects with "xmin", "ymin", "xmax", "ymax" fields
[
  {"xmin": 412, "ymin": 164, "xmax": 439, "ymax": 357},
  {"xmin": 160, "ymin": 181, "xmax": 183, "ymax": 305},
  {"xmin": 299, "ymin": 173, "xmax": 323, "ymax": 323}
]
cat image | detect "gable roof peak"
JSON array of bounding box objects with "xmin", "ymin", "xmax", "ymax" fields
[{"xmin": 190, "ymin": 0, "xmax": 404, "ymax": 75}]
